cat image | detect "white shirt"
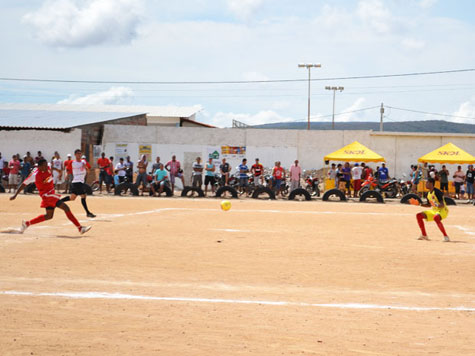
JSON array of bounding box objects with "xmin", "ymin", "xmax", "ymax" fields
[
  {"xmin": 116, "ymin": 162, "xmax": 126, "ymax": 177},
  {"xmin": 0, "ymin": 157, "xmax": 4, "ymax": 170},
  {"xmin": 52, "ymin": 158, "xmax": 63, "ymax": 176},
  {"xmin": 351, "ymin": 166, "xmax": 363, "ymax": 180},
  {"xmin": 192, "ymin": 162, "xmax": 203, "ymax": 176},
  {"xmin": 71, "ymin": 160, "xmax": 87, "ymax": 183}
]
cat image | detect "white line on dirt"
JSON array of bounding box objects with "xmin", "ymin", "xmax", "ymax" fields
[{"xmin": 0, "ymin": 290, "xmax": 474, "ymax": 312}]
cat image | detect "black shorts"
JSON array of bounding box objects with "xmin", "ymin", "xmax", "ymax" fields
[
  {"xmin": 345, "ymin": 180, "xmax": 351, "ymax": 189},
  {"xmin": 71, "ymin": 182, "xmax": 86, "ymax": 195},
  {"xmin": 440, "ymin": 182, "xmax": 448, "ymax": 191},
  {"xmin": 204, "ymin": 176, "xmax": 215, "ymax": 186}
]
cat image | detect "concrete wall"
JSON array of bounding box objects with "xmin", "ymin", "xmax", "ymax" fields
[
  {"xmin": 0, "ymin": 129, "xmax": 82, "ymax": 162},
  {"xmin": 101, "ymin": 125, "xmax": 475, "ymax": 178}
]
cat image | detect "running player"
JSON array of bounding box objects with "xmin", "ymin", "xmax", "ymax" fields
[
  {"xmin": 59, "ymin": 149, "xmax": 96, "ymax": 218},
  {"xmin": 415, "ymin": 178, "xmax": 450, "ymax": 242},
  {"xmin": 9, "ymin": 159, "xmax": 91, "ymax": 234}
]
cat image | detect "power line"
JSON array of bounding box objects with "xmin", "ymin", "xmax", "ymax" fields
[
  {"xmin": 386, "ymin": 105, "xmax": 475, "ymax": 120},
  {"xmin": 0, "ymin": 68, "xmax": 474, "ymax": 85}
]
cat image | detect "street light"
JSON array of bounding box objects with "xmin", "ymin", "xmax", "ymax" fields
[
  {"xmin": 298, "ymin": 63, "xmax": 322, "ymax": 130},
  {"xmin": 325, "ymin": 86, "xmax": 344, "ymax": 130}
]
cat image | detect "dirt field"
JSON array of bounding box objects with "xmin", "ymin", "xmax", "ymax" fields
[{"xmin": 0, "ymin": 194, "xmax": 474, "ymax": 355}]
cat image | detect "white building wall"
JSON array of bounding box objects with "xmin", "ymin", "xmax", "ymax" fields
[
  {"xmin": 0, "ymin": 129, "xmax": 82, "ymax": 161},
  {"xmin": 101, "ymin": 125, "xmax": 475, "ymax": 178}
]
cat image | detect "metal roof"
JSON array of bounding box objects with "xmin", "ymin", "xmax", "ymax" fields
[
  {"xmin": 0, "ymin": 103, "xmax": 201, "ymax": 118},
  {"xmin": 0, "ymin": 108, "xmax": 145, "ymax": 129}
]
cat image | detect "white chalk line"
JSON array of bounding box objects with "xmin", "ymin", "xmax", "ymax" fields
[{"xmin": 0, "ymin": 290, "xmax": 473, "ymax": 312}]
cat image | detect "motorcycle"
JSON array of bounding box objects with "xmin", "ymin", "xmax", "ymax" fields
[
  {"xmin": 359, "ymin": 176, "xmax": 399, "ymax": 198},
  {"xmin": 305, "ymin": 175, "xmax": 321, "ymax": 197}
]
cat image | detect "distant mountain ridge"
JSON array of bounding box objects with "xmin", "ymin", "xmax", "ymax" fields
[{"xmin": 251, "ymin": 120, "xmax": 475, "ymax": 134}]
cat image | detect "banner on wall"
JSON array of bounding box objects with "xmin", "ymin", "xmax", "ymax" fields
[
  {"xmin": 115, "ymin": 143, "xmax": 128, "ymax": 162},
  {"xmin": 207, "ymin": 146, "xmax": 246, "ymax": 173},
  {"xmin": 139, "ymin": 144, "xmax": 152, "ymax": 162}
]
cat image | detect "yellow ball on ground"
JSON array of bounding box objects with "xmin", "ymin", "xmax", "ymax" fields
[{"xmin": 221, "ymin": 200, "xmax": 231, "ymax": 211}]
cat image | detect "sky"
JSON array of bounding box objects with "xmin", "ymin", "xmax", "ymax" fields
[{"xmin": 0, "ymin": 0, "xmax": 474, "ymax": 127}]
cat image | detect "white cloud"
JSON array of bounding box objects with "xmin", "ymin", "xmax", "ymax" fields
[
  {"xmin": 401, "ymin": 38, "xmax": 425, "ymax": 50},
  {"xmin": 58, "ymin": 86, "xmax": 134, "ymax": 105},
  {"xmin": 227, "ymin": 0, "xmax": 265, "ymax": 19},
  {"xmin": 451, "ymin": 97, "xmax": 475, "ymax": 124},
  {"xmin": 419, "ymin": 0, "xmax": 437, "ymax": 9},
  {"xmin": 211, "ymin": 110, "xmax": 294, "ymax": 127},
  {"xmin": 356, "ymin": 0, "xmax": 391, "ymax": 33},
  {"xmin": 22, "ymin": 0, "xmax": 144, "ymax": 47},
  {"xmin": 242, "ymin": 71, "xmax": 269, "ymax": 81},
  {"xmin": 312, "ymin": 98, "xmax": 368, "ymax": 122}
]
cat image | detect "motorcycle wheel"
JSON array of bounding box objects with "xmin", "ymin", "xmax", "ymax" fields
[
  {"xmin": 359, "ymin": 186, "xmax": 369, "ymax": 197},
  {"xmin": 385, "ymin": 186, "xmax": 398, "ymax": 199}
]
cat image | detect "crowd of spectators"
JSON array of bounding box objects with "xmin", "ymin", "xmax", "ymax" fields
[{"xmin": 3, "ymin": 150, "xmax": 475, "ymax": 201}]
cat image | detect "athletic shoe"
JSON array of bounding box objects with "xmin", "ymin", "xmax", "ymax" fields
[
  {"xmin": 80, "ymin": 226, "xmax": 92, "ymax": 235},
  {"xmin": 417, "ymin": 235, "xmax": 429, "ymax": 240},
  {"xmin": 19, "ymin": 220, "xmax": 28, "ymax": 234},
  {"xmin": 443, "ymin": 236, "xmax": 450, "ymax": 242},
  {"xmin": 86, "ymin": 213, "xmax": 96, "ymax": 218}
]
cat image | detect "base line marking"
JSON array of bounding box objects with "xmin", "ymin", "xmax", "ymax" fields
[{"xmin": 1, "ymin": 290, "xmax": 473, "ymax": 312}]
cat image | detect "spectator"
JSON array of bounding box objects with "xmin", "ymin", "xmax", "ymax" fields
[
  {"xmin": 465, "ymin": 165, "xmax": 474, "ymax": 203},
  {"xmin": 289, "ymin": 159, "xmax": 302, "ymax": 192},
  {"xmin": 378, "ymin": 163, "xmax": 389, "ymax": 181},
  {"xmin": 411, "ymin": 165, "xmax": 422, "ymax": 194},
  {"xmin": 251, "ymin": 158, "xmax": 264, "ymax": 186},
  {"xmin": 151, "ymin": 157, "xmax": 162, "ymax": 173},
  {"xmin": 151, "ymin": 163, "xmax": 169, "ymax": 197},
  {"xmin": 351, "ymin": 163, "xmax": 363, "ymax": 198},
  {"xmin": 63, "ymin": 154, "xmax": 73, "ymax": 194},
  {"xmin": 220, "ymin": 158, "xmax": 230, "ymax": 186},
  {"xmin": 453, "ymin": 165, "xmax": 465, "ymax": 199},
  {"xmin": 125, "ymin": 156, "xmax": 134, "ymax": 182},
  {"xmin": 24, "ymin": 151, "xmax": 34, "ymax": 166},
  {"xmin": 192, "ymin": 157, "xmax": 203, "ymax": 189},
  {"xmin": 8, "ymin": 154, "xmax": 21, "ymax": 193},
  {"xmin": 341, "ymin": 162, "xmax": 352, "ymax": 196},
  {"xmin": 335, "ymin": 163, "xmax": 343, "ymax": 190},
  {"xmin": 272, "ymin": 161, "xmax": 285, "ymax": 197},
  {"xmin": 0, "ymin": 152, "xmax": 4, "ymax": 177},
  {"xmin": 35, "ymin": 151, "xmax": 44, "ymax": 164},
  {"xmin": 115, "ymin": 158, "xmax": 127, "ymax": 183},
  {"xmin": 238, "ymin": 158, "xmax": 250, "ymax": 196},
  {"xmin": 97, "ymin": 152, "xmax": 111, "ymax": 194},
  {"xmin": 51, "ymin": 151, "xmax": 63, "ymax": 192},
  {"xmin": 165, "ymin": 155, "xmax": 185, "ymax": 194},
  {"xmin": 136, "ymin": 155, "xmax": 148, "ymax": 196},
  {"xmin": 20, "ymin": 155, "xmax": 31, "ymax": 183},
  {"xmin": 327, "ymin": 163, "xmax": 337, "ymax": 184},
  {"xmin": 363, "ymin": 163, "xmax": 373, "ymax": 181},
  {"xmin": 204, "ymin": 157, "xmax": 216, "ymax": 195},
  {"xmin": 2, "ymin": 161, "xmax": 10, "ymax": 188},
  {"xmin": 438, "ymin": 165, "xmax": 449, "ymax": 196},
  {"xmin": 421, "ymin": 162, "xmax": 429, "ymax": 181},
  {"xmin": 106, "ymin": 156, "xmax": 114, "ymax": 190}
]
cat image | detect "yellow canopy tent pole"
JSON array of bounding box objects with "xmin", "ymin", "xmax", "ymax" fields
[
  {"xmin": 417, "ymin": 142, "xmax": 475, "ymax": 193},
  {"xmin": 323, "ymin": 141, "xmax": 385, "ymax": 190}
]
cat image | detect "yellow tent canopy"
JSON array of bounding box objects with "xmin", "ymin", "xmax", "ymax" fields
[
  {"xmin": 418, "ymin": 142, "xmax": 475, "ymax": 164},
  {"xmin": 324, "ymin": 141, "xmax": 385, "ymax": 163}
]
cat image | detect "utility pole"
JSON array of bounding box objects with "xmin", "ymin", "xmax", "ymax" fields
[
  {"xmin": 325, "ymin": 86, "xmax": 344, "ymax": 130},
  {"xmin": 298, "ymin": 63, "xmax": 322, "ymax": 130},
  {"xmin": 380, "ymin": 103, "xmax": 384, "ymax": 132}
]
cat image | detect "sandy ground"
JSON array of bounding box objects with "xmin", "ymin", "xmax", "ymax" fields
[{"xmin": 0, "ymin": 194, "xmax": 474, "ymax": 355}]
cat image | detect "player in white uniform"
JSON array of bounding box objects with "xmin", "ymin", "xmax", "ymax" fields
[
  {"xmin": 51, "ymin": 151, "xmax": 63, "ymax": 191},
  {"xmin": 59, "ymin": 149, "xmax": 95, "ymax": 218}
]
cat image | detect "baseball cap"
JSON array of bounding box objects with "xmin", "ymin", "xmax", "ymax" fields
[{"xmin": 354, "ymin": 163, "xmax": 359, "ymax": 166}]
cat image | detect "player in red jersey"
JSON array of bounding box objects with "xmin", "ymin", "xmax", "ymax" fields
[{"xmin": 9, "ymin": 159, "xmax": 91, "ymax": 235}]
